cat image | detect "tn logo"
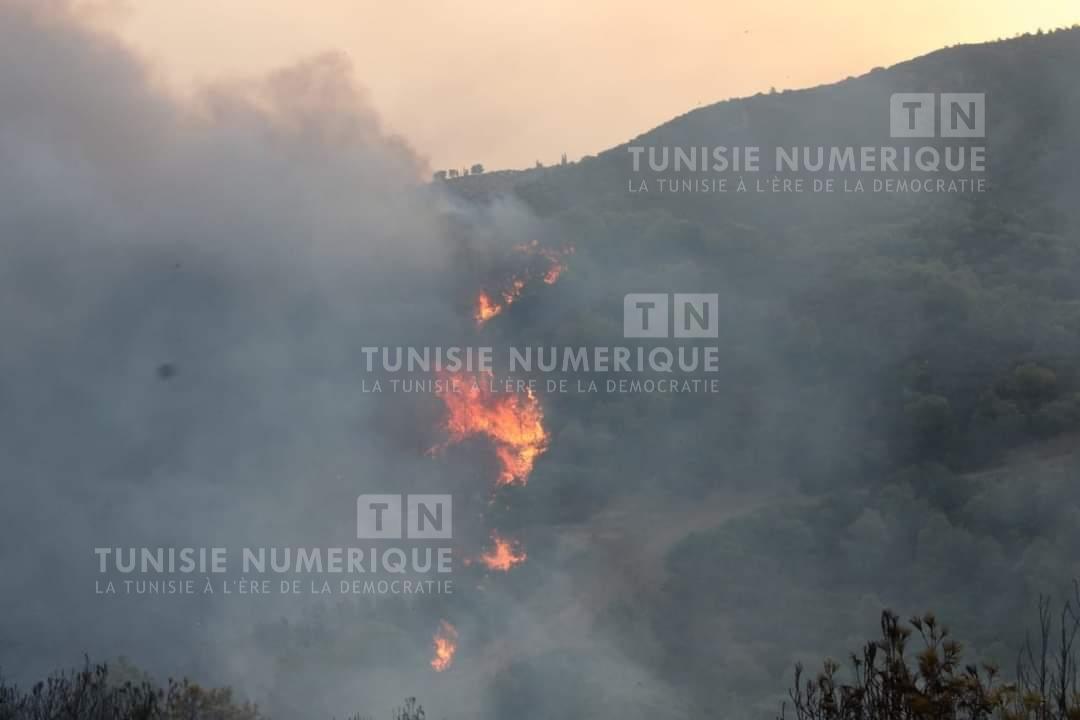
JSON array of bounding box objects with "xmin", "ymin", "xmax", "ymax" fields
[
  {"xmin": 623, "ymin": 293, "xmax": 719, "ymax": 339},
  {"xmin": 356, "ymin": 494, "xmax": 451, "ymax": 539},
  {"xmin": 890, "ymin": 93, "xmax": 985, "ymax": 138}
]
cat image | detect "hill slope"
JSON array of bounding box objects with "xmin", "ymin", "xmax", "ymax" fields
[{"xmin": 431, "ymin": 27, "xmax": 1080, "ymax": 719}]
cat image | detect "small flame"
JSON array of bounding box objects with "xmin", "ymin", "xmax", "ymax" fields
[
  {"xmin": 475, "ymin": 291, "xmax": 503, "ymax": 324},
  {"xmin": 528, "ymin": 242, "xmax": 574, "ymax": 285},
  {"xmin": 473, "ymin": 242, "xmax": 573, "ymax": 326},
  {"xmin": 431, "ymin": 620, "xmax": 458, "ymax": 672},
  {"xmin": 478, "ymin": 532, "xmax": 527, "ymax": 571},
  {"xmin": 474, "ymin": 279, "xmax": 526, "ymax": 326},
  {"xmin": 505, "ymin": 278, "xmax": 526, "ymax": 300},
  {"xmin": 433, "ymin": 370, "xmax": 548, "ymax": 487}
]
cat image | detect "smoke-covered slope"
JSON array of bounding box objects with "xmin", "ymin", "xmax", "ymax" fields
[
  {"xmin": 435, "ymin": 26, "xmax": 1080, "ymax": 719},
  {"xmin": 2, "ymin": 4, "xmax": 1080, "ymax": 718}
]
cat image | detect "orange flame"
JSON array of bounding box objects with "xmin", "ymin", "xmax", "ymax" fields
[
  {"xmin": 542, "ymin": 264, "xmax": 564, "ymax": 285},
  {"xmin": 473, "ymin": 242, "xmax": 573, "ymax": 326},
  {"xmin": 478, "ymin": 532, "xmax": 527, "ymax": 571},
  {"xmin": 431, "ymin": 620, "xmax": 458, "ymax": 672},
  {"xmin": 433, "ymin": 370, "xmax": 548, "ymax": 487},
  {"xmin": 528, "ymin": 242, "xmax": 574, "ymax": 285},
  {"xmin": 475, "ymin": 291, "xmax": 503, "ymax": 324},
  {"xmin": 474, "ymin": 279, "xmax": 526, "ymax": 326}
]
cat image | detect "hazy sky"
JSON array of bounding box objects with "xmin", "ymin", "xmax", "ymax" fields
[{"xmin": 95, "ymin": 0, "xmax": 1078, "ymax": 172}]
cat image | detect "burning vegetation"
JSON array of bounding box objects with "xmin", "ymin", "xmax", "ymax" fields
[
  {"xmin": 529, "ymin": 240, "xmax": 573, "ymax": 285},
  {"xmin": 432, "ymin": 370, "xmax": 549, "ymax": 487},
  {"xmin": 473, "ymin": 241, "xmax": 573, "ymax": 326},
  {"xmin": 424, "ymin": 240, "xmax": 571, "ymax": 673},
  {"xmin": 430, "ymin": 620, "xmax": 458, "ymax": 672},
  {"xmin": 477, "ymin": 532, "xmax": 527, "ymax": 571},
  {"xmin": 474, "ymin": 279, "xmax": 525, "ymax": 325}
]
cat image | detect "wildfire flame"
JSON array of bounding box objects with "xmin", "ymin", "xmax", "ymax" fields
[
  {"xmin": 474, "ymin": 278, "xmax": 526, "ymax": 325},
  {"xmin": 542, "ymin": 264, "xmax": 565, "ymax": 285},
  {"xmin": 475, "ymin": 291, "xmax": 502, "ymax": 324},
  {"xmin": 473, "ymin": 242, "xmax": 573, "ymax": 326},
  {"xmin": 422, "ymin": 245, "xmax": 573, "ymax": 674},
  {"xmin": 433, "ymin": 370, "xmax": 548, "ymax": 487},
  {"xmin": 431, "ymin": 620, "xmax": 458, "ymax": 672},
  {"xmin": 526, "ymin": 241, "xmax": 574, "ymax": 285},
  {"xmin": 478, "ymin": 532, "xmax": 527, "ymax": 571}
]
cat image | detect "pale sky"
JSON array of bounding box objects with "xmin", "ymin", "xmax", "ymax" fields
[{"xmin": 98, "ymin": 0, "xmax": 1079, "ymax": 172}]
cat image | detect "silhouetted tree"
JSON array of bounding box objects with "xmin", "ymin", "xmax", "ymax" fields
[
  {"xmin": 0, "ymin": 660, "xmax": 259, "ymax": 719},
  {"xmin": 782, "ymin": 589, "xmax": 1080, "ymax": 720},
  {"xmin": 782, "ymin": 611, "xmax": 1002, "ymax": 720},
  {"xmin": 0, "ymin": 661, "xmax": 437, "ymax": 719},
  {"xmin": 392, "ymin": 697, "xmax": 425, "ymax": 720}
]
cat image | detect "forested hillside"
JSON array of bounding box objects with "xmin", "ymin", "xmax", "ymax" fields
[
  {"xmin": 432, "ymin": 26, "xmax": 1080, "ymax": 718},
  {"xmin": 3, "ymin": 4, "xmax": 1080, "ymax": 716}
]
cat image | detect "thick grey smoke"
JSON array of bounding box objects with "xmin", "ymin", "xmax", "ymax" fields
[
  {"xmin": 7, "ymin": 4, "xmax": 1078, "ymax": 719},
  {"xmin": 0, "ymin": 0, "xmax": 476, "ymax": 712},
  {"xmin": 0, "ymin": 5, "xmax": 883, "ymax": 714},
  {"xmin": 0, "ymin": 3, "xmax": 682, "ymax": 717}
]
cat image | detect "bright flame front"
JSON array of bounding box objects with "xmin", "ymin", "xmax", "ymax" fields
[
  {"xmin": 433, "ymin": 370, "xmax": 549, "ymax": 487},
  {"xmin": 475, "ymin": 291, "xmax": 503, "ymax": 324},
  {"xmin": 478, "ymin": 532, "xmax": 527, "ymax": 571},
  {"xmin": 473, "ymin": 242, "xmax": 573, "ymax": 326},
  {"xmin": 431, "ymin": 620, "xmax": 458, "ymax": 672}
]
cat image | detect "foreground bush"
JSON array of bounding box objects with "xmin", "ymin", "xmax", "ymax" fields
[
  {"xmin": 0, "ymin": 661, "xmax": 431, "ymax": 720},
  {"xmin": 0, "ymin": 660, "xmax": 259, "ymax": 720},
  {"xmin": 783, "ymin": 585, "xmax": 1080, "ymax": 720}
]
